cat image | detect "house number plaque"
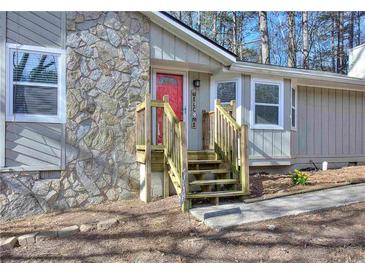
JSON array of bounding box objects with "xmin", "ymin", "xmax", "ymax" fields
[{"xmin": 191, "ymin": 88, "xmax": 197, "ymax": 129}]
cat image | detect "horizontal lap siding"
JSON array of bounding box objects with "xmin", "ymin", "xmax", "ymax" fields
[
  {"xmin": 6, "ymin": 12, "xmax": 64, "ymax": 48},
  {"xmin": 5, "ymin": 123, "xmax": 62, "ymax": 167},
  {"xmin": 4, "ymin": 12, "xmax": 65, "ymax": 169},
  {"xmin": 150, "ymin": 23, "xmax": 221, "ymax": 69},
  {"xmin": 292, "ymin": 86, "xmax": 365, "ymax": 158}
]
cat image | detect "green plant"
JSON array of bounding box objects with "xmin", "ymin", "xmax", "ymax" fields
[{"xmin": 291, "ymin": 169, "xmax": 309, "ymax": 185}]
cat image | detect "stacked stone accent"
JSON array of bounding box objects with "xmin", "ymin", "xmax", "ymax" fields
[{"xmin": 0, "ymin": 11, "xmax": 150, "ymax": 220}]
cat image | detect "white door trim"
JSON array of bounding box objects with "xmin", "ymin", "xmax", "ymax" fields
[{"xmin": 151, "ymin": 67, "xmax": 189, "ymax": 146}]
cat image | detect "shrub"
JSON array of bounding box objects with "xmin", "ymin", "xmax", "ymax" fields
[{"xmin": 291, "ymin": 169, "xmax": 309, "ymax": 185}]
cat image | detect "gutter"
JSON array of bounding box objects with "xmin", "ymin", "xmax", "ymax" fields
[{"xmin": 231, "ymin": 62, "xmax": 365, "ymax": 87}]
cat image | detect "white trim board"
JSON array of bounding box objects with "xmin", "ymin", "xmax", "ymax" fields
[
  {"xmin": 151, "ymin": 67, "xmax": 189, "ymax": 146},
  {"xmin": 5, "ymin": 43, "xmax": 66, "ymax": 124},
  {"xmin": 250, "ymin": 77, "xmax": 284, "ymax": 130},
  {"xmin": 231, "ymin": 62, "xmax": 365, "ymax": 87},
  {"xmin": 0, "ymin": 12, "xmax": 6, "ymax": 168}
]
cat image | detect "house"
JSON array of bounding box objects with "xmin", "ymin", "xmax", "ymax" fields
[{"xmin": 0, "ymin": 11, "xmax": 364, "ymax": 219}]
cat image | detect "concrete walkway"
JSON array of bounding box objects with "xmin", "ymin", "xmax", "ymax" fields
[{"xmin": 190, "ymin": 183, "xmax": 365, "ymax": 230}]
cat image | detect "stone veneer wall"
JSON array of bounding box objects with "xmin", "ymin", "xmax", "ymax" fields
[{"xmin": 0, "ymin": 11, "xmax": 150, "ymax": 220}]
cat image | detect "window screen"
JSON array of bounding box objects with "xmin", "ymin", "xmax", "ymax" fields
[
  {"xmin": 254, "ymin": 82, "xmax": 281, "ymax": 126},
  {"xmin": 11, "ymin": 49, "xmax": 59, "ymax": 116},
  {"xmin": 217, "ymin": 82, "xmax": 236, "ymax": 103}
]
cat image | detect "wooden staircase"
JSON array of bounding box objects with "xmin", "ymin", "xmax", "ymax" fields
[
  {"xmin": 136, "ymin": 93, "xmax": 249, "ymax": 211},
  {"xmin": 186, "ymin": 150, "xmax": 244, "ymax": 206}
]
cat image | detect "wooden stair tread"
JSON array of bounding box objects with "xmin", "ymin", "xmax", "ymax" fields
[
  {"xmin": 189, "ymin": 179, "xmax": 239, "ymax": 186},
  {"xmin": 187, "ymin": 190, "xmax": 244, "ymax": 199},
  {"xmin": 188, "ymin": 150, "xmax": 217, "ymax": 160},
  {"xmin": 188, "ymin": 159, "xmax": 223, "ymax": 164},
  {"xmin": 188, "ymin": 169, "xmax": 229, "ymax": 175}
]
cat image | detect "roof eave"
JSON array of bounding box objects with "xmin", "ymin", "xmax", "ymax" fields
[
  {"xmin": 141, "ymin": 11, "xmax": 237, "ymax": 66},
  {"xmin": 231, "ymin": 62, "xmax": 365, "ymax": 87}
]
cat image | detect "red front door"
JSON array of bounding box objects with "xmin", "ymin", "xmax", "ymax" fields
[{"xmin": 156, "ymin": 73, "xmax": 184, "ymax": 144}]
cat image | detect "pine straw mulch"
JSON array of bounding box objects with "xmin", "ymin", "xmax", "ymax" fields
[{"xmin": 249, "ymin": 165, "xmax": 365, "ymax": 200}]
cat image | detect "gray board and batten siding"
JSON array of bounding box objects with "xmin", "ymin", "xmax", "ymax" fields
[
  {"xmin": 188, "ymin": 71, "xmax": 211, "ymax": 150},
  {"xmin": 291, "ymin": 85, "xmax": 365, "ymax": 164},
  {"xmin": 150, "ymin": 23, "xmax": 222, "ymax": 71},
  {"xmin": 1, "ymin": 12, "xmax": 66, "ymax": 169},
  {"xmin": 241, "ymin": 75, "xmax": 292, "ymax": 165}
]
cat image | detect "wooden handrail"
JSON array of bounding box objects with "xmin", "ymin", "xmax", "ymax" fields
[
  {"xmin": 135, "ymin": 93, "xmax": 188, "ymax": 209},
  {"xmin": 163, "ymin": 95, "xmax": 188, "ymax": 210},
  {"xmin": 214, "ymin": 99, "xmax": 249, "ymax": 194}
]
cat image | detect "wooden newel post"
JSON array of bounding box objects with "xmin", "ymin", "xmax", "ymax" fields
[
  {"xmin": 144, "ymin": 92, "xmax": 152, "ymax": 202},
  {"xmin": 179, "ymin": 122, "xmax": 189, "ymax": 211},
  {"xmin": 163, "ymin": 95, "xmax": 169, "ymax": 198},
  {"xmin": 230, "ymin": 100, "xmax": 236, "ymax": 119},
  {"xmin": 240, "ymin": 124, "xmax": 249, "ymax": 194},
  {"xmin": 214, "ymin": 99, "xmax": 220, "ymax": 154}
]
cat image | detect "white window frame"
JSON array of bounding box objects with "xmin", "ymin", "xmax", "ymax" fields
[
  {"xmin": 251, "ymin": 78, "xmax": 284, "ymax": 130},
  {"xmin": 291, "ymin": 82, "xmax": 298, "ymax": 131},
  {"xmin": 5, "ymin": 43, "xmax": 66, "ymax": 123},
  {"xmin": 210, "ymin": 73, "xmax": 242, "ymax": 125}
]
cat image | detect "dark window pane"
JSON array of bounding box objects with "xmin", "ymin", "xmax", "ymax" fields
[
  {"xmin": 159, "ymin": 76, "xmax": 177, "ymax": 86},
  {"xmin": 255, "ymin": 105, "xmax": 279, "ymax": 125},
  {"xmin": 13, "ymin": 85, "xmax": 57, "ymax": 115},
  {"xmin": 291, "ymin": 88, "xmax": 296, "ymax": 107},
  {"xmin": 217, "ymin": 82, "xmax": 236, "ymax": 103},
  {"xmin": 292, "ymin": 108, "xmax": 296, "ymax": 128},
  {"xmin": 12, "ymin": 51, "xmax": 58, "ymax": 84},
  {"xmin": 255, "ymin": 83, "xmax": 279, "ymax": 104}
]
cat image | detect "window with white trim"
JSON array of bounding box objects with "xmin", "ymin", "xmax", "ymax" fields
[
  {"xmin": 291, "ymin": 86, "xmax": 297, "ymax": 129},
  {"xmin": 251, "ymin": 79, "xmax": 283, "ymax": 129},
  {"xmin": 6, "ymin": 44, "xmax": 66, "ymax": 123},
  {"xmin": 216, "ymin": 81, "xmax": 236, "ymax": 104}
]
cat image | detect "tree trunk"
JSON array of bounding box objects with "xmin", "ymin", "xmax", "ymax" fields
[
  {"xmin": 188, "ymin": 12, "xmax": 193, "ymax": 27},
  {"xmin": 287, "ymin": 11, "xmax": 296, "ymax": 67},
  {"xmin": 357, "ymin": 11, "xmax": 361, "ymax": 46},
  {"xmin": 259, "ymin": 11, "xmax": 270, "ymax": 64},
  {"xmin": 238, "ymin": 12, "xmax": 245, "ymax": 59},
  {"xmin": 302, "ymin": 11, "xmax": 309, "ymax": 69},
  {"xmin": 336, "ymin": 12, "xmax": 344, "ymax": 73},
  {"xmin": 331, "ymin": 14, "xmax": 336, "ymax": 72},
  {"xmin": 349, "ymin": 12, "xmax": 355, "ymax": 49},
  {"xmin": 212, "ymin": 12, "xmax": 218, "ymax": 42},
  {"xmin": 197, "ymin": 11, "xmax": 202, "ymax": 33},
  {"xmin": 232, "ymin": 12, "xmax": 238, "ymax": 55},
  {"xmin": 220, "ymin": 11, "xmax": 226, "ymax": 46}
]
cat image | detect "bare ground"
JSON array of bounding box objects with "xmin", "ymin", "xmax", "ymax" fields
[
  {"xmin": 250, "ymin": 165, "xmax": 365, "ymax": 198},
  {"xmin": 1, "ymin": 195, "xmax": 365, "ymax": 263}
]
